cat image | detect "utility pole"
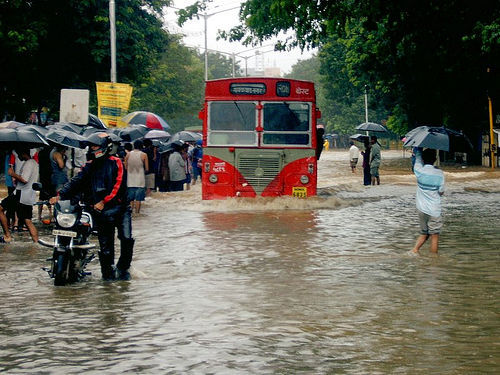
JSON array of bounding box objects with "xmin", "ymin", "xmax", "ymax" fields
[
  {"xmin": 487, "ymin": 67, "xmax": 496, "ymax": 169},
  {"xmin": 109, "ymin": 0, "xmax": 117, "ymax": 83},
  {"xmin": 364, "ymin": 85, "xmax": 369, "ymax": 124},
  {"xmin": 364, "ymin": 85, "xmax": 369, "ymax": 135}
]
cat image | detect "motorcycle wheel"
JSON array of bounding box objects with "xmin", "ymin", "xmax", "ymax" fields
[{"xmin": 54, "ymin": 252, "xmax": 69, "ymax": 286}]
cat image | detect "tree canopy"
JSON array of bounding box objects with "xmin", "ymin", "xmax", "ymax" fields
[
  {"xmin": 219, "ymin": 0, "xmax": 500, "ymax": 146},
  {"xmin": 0, "ymin": 0, "xmax": 170, "ymax": 120}
]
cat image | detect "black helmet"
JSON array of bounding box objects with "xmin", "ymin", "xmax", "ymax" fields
[{"xmin": 86, "ymin": 132, "xmax": 113, "ymax": 159}]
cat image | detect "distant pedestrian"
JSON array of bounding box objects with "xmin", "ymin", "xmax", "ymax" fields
[
  {"xmin": 0, "ymin": 148, "xmax": 39, "ymax": 243},
  {"xmin": 190, "ymin": 140, "xmax": 203, "ymax": 185},
  {"xmin": 50, "ymin": 146, "xmax": 68, "ymax": 192},
  {"xmin": 369, "ymin": 135, "xmax": 381, "ymax": 185},
  {"xmin": 37, "ymin": 146, "xmax": 54, "ymax": 223},
  {"xmin": 143, "ymin": 139, "xmax": 156, "ymax": 196},
  {"xmin": 316, "ymin": 125, "xmax": 325, "ymax": 160},
  {"xmin": 124, "ymin": 140, "xmax": 148, "ymax": 214},
  {"xmin": 168, "ymin": 142, "xmax": 186, "ymax": 192},
  {"xmin": 181, "ymin": 143, "xmax": 192, "ymax": 191},
  {"xmin": 348, "ymin": 141, "xmax": 360, "ymax": 173},
  {"xmin": 361, "ymin": 139, "xmax": 371, "ymax": 186},
  {"xmin": 411, "ymin": 148, "xmax": 445, "ymax": 255}
]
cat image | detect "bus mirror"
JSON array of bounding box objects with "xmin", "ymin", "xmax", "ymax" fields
[
  {"xmin": 316, "ymin": 109, "xmax": 322, "ymax": 119},
  {"xmin": 198, "ymin": 109, "xmax": 205, "ymax": 120}
]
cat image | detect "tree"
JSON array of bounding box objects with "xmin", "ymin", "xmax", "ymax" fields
[
  {"xmin": 0, "ymin": 0, "xmax": 170, "ymax": 121},
  {"xmin": 210, "ymin": 0, "xmax": 500, "ymax": 158},
  {"xmin": 131, "ymin": 38, "xmax": 205, "ymax": 133}
]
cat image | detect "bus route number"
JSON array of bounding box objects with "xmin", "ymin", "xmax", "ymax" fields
[{"xmin": 292, "ymin": 187, "xmax": 307, "ymax": 198}]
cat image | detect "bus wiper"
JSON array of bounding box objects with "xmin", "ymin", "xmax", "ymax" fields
[{"xmin": 233, "ymin": 101, "xmax": 247, "ymax": 128}]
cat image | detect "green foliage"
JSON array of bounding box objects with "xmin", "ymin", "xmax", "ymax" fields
[
  {"xmin": 131, "ymin": 38, "xmax": 205, "ymax": 133},
  {"xmin": 0, "ymin": 0, "xmax": 170, "ymax": 120},
  {"xmin": 227, "ymin": 0, "xmax": 500, "ymax": 147}
]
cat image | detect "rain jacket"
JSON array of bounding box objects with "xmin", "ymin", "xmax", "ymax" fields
[{"xmin": 58, "ymin": 156, "xmax": 128, "ymax": 208}]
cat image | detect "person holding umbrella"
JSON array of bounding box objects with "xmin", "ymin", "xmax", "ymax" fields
[{"xmin": 410, "ymin": 148, "xmax": 445, "ymax": 255}]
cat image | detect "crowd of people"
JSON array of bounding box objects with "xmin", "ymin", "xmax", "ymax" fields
[{"xmin": 0, "ymin": 135, "xmax": 204, "ymax": 242}]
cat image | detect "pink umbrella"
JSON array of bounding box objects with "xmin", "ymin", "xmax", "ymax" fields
[{"xmin": 120, "ymin": 111, "xmax": 170, "ymax": 130}]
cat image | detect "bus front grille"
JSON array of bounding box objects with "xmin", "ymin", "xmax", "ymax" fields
[{"xmin": 237, "ymin": 154, "xmax": 282, "ymax": 193}]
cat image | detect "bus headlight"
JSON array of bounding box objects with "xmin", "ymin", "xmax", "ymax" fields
[
  {"xmin": 209, "ymin": 174, "xmax": 218, "ymax": 183},
  {"xmin": 300, "ymin": 175, "xmax": 309, "ymax": 184}
]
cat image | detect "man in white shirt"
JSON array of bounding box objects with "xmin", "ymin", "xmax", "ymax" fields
[
  {"xmin": 411, "ymin": 148, "xmax": 445, "ymax": 254},
  {"xmin": 348, "ymin": 141, "xmax": 360, "ymax": 173},
  {"xmin": 0, "ymin": 148, "xmax": 39, "ymax": 243}
]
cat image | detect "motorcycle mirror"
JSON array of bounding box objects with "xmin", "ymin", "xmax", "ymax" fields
[{"xmin": 32, "ymin": 182, "xmax": 43, "ymax": 191}]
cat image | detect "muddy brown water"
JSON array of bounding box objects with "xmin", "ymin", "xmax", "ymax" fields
[{"xmin": 0, "ymin": 150, "xmax": 499, "ymax": 374}]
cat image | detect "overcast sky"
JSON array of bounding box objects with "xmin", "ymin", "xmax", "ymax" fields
[{"xmin": 163, "ymin": 0, "xmax": 316, "ymax": 74}]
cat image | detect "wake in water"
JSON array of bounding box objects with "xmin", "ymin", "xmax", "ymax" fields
[{"xmin": 143, "ymin": 150, "xmax": 500, "ymax": 212}]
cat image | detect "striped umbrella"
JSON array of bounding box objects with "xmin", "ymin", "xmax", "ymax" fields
[{"xmin": 120, "ymin": 111, "xmax": 170, "ymax": 130}]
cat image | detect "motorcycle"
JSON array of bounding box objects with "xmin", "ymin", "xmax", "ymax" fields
[{"xmin": 36, "ymin": 184, "xmax": 96, "ymax": 286}]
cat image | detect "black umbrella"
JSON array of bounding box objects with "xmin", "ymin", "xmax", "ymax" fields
[
  {"xmin": 0, "ymin": 120, "xmax": 26, "ymax": 129},
  {"xmin": 403, "ymin": 126, "xmax": 472, "ymax": 152},
  {"xmin": 350, "ymin": 133, "xmax": 369, "ymax": 142},
  {"xmin": 47, "ymin": 122, "xmax": 86, "ymax": 134},
  {"xmin": 119, "ymin": 126, "xmax": 150, "ymax": 142},
  {"xmin": 171, "ymin": 130, "xmax": 201, "ymax": 142},
  {"xmin": 87, "ymin": 114, "xmax": 107, "ymax": 129},
  {"xmin": 22, "ymin": 124, "xmax": 49, "ymax": 137},
  {"xmin": 158, "ymin": 140, "xmax": 184, "ymax": 154},
  {"xmin": 356, "ymin": 122, "xmax": 387, "ymax": 132},
  {"xmin": 81, "ymin": 126, "xmax": 104, "ymax": 137},
  {"xmin": 0, "ymin": 128, "xmax": 49, "ymax": 149},
  {"xmin": 46, "ymin": 129, "xmax": 87, "ymax": 149}
]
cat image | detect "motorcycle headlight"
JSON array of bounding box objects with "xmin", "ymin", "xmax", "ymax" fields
[{"xmin": 56, "ymin": 213, "xmax": 78, "ymax": 228}]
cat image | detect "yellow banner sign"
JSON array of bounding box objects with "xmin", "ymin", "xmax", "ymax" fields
[{"xmin": 96, "ymin": 82, "xmax": 133, "ymax": 128}]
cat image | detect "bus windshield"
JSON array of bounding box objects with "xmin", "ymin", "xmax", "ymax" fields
[
  {"xmin": 208, "ymin": 102, "xmax": 257, "ymax": 146},
  {"xmin": 262, "ymin": 102, "xmax": 311, "ymax": 146}
]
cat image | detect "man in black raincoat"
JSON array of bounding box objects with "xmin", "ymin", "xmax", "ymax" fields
[{"xmin": 50, "ymin": 133, "xmax": 134, "ymax": 280}]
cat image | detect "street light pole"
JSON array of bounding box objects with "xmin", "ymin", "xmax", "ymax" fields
[
  {"xmin": 109, "ymin": 0, "xmax": 117, "ymax": 83},
  {"xmin": 204, "ymin": 13, "xmax": 208, "ymax": 81},
  {"xmin": 201, "ymin": 6, "xmax": 239, "ymax": 81},
  {"xmin": 364, "ymin": 85, "xmax": 368, "ymax": 123}
]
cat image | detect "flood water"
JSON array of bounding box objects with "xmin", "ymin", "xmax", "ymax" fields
[{"xmin": 0, "ymin": 151, "xmax": 499, "ymax": 374}]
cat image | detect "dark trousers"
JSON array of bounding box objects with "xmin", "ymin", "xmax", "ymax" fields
[
  {"xmin": 363, "ymin": 166, "xmax": 371, "ymax": 185},
  {"xmin": 95, "ymin": 205, "xmax": 134, "ymax": 279},
  {"xmin": 169, "ymin": 180, "xmax": 184, "ymax": 191}
]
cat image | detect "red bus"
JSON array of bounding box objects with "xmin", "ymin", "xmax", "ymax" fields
[{"xmin": 199, "ymin": 77, "xmax": 321, "ymax": 200}]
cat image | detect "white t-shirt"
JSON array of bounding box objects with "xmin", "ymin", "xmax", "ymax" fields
[
  {"xmin": 349, "ymin": 145, "xmax": 360, "ymax": 160},
  {"xmin": 15, "ymin": 158, "xmax": 39, "ymax": 205}
]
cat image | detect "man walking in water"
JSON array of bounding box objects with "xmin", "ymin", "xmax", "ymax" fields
[
  {"xmin": 411, "ymin": 148, "xmax": 445, "ymax": 255},
  {"xmin": 348, "ymin": 141, "xmax": 360, "ymax": 173},
  {"xmin": 369, "ymin": 135, "xmax": 381, "ymax": 185}
]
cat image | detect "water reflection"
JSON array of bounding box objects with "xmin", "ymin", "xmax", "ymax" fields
[{"xmin": 0, "ymin": 152, "xmax": 499, "ymax": 373}]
